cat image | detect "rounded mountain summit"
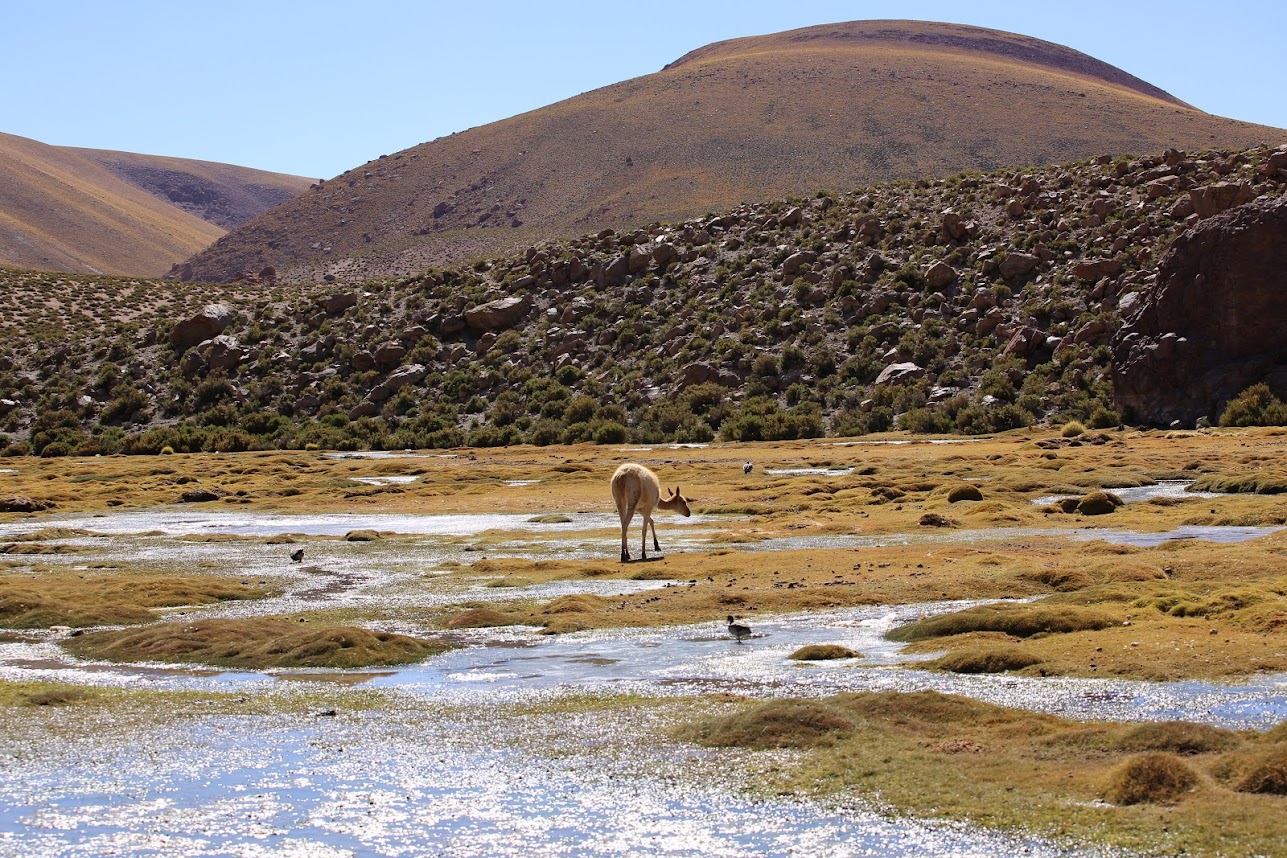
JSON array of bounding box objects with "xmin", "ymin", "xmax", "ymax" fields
[{"xmin": 182, "ymin": 19, "xmax": 1285, "ymax": 283}]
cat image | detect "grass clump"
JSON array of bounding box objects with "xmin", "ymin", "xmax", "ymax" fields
[
  {"xmin": 788, "ymin": 644, "xmax": 861, "ymax": 661},
  {"xmin": 887, "ymin": 602, "xmax": 1116, "ymax": 642},
  {"xmin": 1077, "ymin": 490, "xmax": 1123, "ymax": 515},
  {"xmin": 445, "ymin": 608, "xmax": 519, "ymax": 629},
  {"xmin": 1061, "ymin": 420, "xmax": 1086, "ymax": 438},
  {"xmin": 686, "ymin": 699, "xmax": 855, "ymax": 748},
  {"xmin": 1234, "ymin": 747, "xmax": 1287, "ymax": 795},
  {"xmin": 0, "ymin": 573, "xmax": 269, "ymax": 628},
  {"xmin": 1113, "ymin": 721, "xmax": 1240, "ymax": 755},
  {"xmin": 1191, "ymin": 472, "xmax": 1287, "ymax": 495},
  {"xmin": 945, "ymin": 483, "xmax": 984, "ymax": 503},
  {"xmin": 928, "ymin": 646, "xmax": 1044, "ymax": 674},
  {"xmin": 62, "ymin": 617, "xmax": 448, "ymax": 669},
  {"xmin": 0, "ymin": 681, "xmax": 102, "ymax": 707},
  {"xmin": 1103, "ymin": 752, "xmax": 1199, "ymax": 804}
]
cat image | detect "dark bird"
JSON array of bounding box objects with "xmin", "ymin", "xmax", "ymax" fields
[
  {"xmin": 742, "ymin": 461, "xmax": 753, "ymax": 474},
  {"xmin": 290, "ymin": 548, "xmax": 304, "ymax": 563},
  {"xmin": 727, "ymin": 615, "xmax": 752, "ymax": 642}
]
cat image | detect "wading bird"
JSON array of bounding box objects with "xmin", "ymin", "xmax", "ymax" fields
[{"xmin": 727, "ymin": 615, "xmax": 752, "ymax": 642}]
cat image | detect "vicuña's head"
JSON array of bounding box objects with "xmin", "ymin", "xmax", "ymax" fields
[{"xmin": 667, "ymin": 486, "xmax": 692, "ymax": 517}]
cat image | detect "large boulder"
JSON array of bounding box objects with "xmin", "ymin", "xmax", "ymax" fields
[
  {"xmin": 465, "ymin": 296, "xmax": 530, "ymax": 332},
  {"xmin": 875, "ymin": 362, "xmax": 924, "ymax": 385},
  {"xmin": 169, "ymin": 304, "xmax": 235, "ymax": 350},
  {"xmin": 1112, "ymin": 198, "xmax": 1287, "ymax": 426}
]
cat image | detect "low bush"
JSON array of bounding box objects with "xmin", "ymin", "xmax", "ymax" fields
[{"xmin": 1103, "ymin": 752, "xmax": 1199, "ymax": 805}]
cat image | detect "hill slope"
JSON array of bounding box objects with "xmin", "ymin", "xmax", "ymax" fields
[
  {"xmin": 70, "ymin": 148, "xmax": 313, "ymax": 230},
  {"xmin": 182, "ymin": 19, "xmax": 1286, "ymax": 284},
  {"xmin": 3, "ymin": 143, "xmax": 1286, "ymax": 456},
  {"xmin": 0, "ymin": 132, "xmax": 312, "ymax": 276}
]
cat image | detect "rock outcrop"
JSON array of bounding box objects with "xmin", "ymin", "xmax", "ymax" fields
[
  {"xmin": 1112, "ymin": 198, "xmax": 1287, "ymax": 426},
  {"xmin": 169, "ymin": 304, "xmax": 236, "ymax": 350}
]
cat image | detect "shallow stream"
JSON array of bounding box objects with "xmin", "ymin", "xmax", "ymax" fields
[{"xmin": 2, "ymin": 505, "xmax": 1285, "ymax": 856}]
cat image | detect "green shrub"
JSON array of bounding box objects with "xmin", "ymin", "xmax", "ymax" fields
[{"xmin": 1220, "ymin": 383, "xmax": 1287, "ymax": 427}]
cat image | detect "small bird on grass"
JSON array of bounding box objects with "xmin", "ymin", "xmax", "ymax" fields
[
  {"xmin": 290, "ymin": 548, "xmax": 304, "ymax": 563},
  {"xmin": 726, "ymin": 615, "xmax": 752, "ymax": 642},
  {"xmin": 742, "ymin": 461, "xmax": 753, "ymax": 474}
]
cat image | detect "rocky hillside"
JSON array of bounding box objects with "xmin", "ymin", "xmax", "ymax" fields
[
  {"xmin": 0, "ymin": 132, "xmax": 312, "ymax": 276},
  {"xmin": 180, "ymin": 20, "xmax": 1285, "ymax": 285},
  {"xmin": 71, "ymin": 148, "xmax": 313, "ymax": 230},
  {"xmin": 2, "ymin": 145, "xmax": 1285, "ymax": 456}
]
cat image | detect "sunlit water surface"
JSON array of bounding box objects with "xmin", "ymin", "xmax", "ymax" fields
[{"xmin": 2, "ymin": 507, "xmax": 1284, "ymax": 856}]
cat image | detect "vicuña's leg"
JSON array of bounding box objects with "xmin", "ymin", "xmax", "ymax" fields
[
  {"xmin": 640, "ymin": 514, "xmax": 652, "ymax": 559},
  {"xmin": 649, "ymin": 518, "xmax": 661, "ymax": 552},
  {"xmin": 619, "ymin": 503, "xmax": 636, "ymax": 562}
]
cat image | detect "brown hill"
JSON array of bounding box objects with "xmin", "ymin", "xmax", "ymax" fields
[
  {"xmin": 181, "ymin": 19, "xmax": 1286, "ymax": 284},
  {"xmin": 70, "ymin": 148, "xmax": 314, "ymax": 230},
  {"xmin": 0, "ymin": 132, "xmax": 311, "ymax": 277}
]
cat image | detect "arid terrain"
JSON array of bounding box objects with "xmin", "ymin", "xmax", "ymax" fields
[
  {"xmin": 2, "ymin": 430, "xmax": 1285, "ymax": 855},
  {"xmin": 5, "ymin": 144, "xmax": 1287, "ymax": 463},
  {"xmin": 180, "ymin": 20, "xmax": 1287, "ymax": 283},
  {"xmin": 4, "ymin": 16, "xmax": 1287, "ymax": 856},
  {"xmin": 0, "ymin": 131, "xmax": 313, "ymax": 276}
]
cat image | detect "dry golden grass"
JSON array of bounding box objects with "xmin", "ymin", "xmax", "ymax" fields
[
  {"xmin": 5, "ymin": 427, "xmax": 1287, "ymax": 685},
  {"xmin": 788, "ymin": 644, "xmax": 861, "ymax": 661},
  {"xmin": 682, "ymin": 689, "xmax": 1287, "ymax": 855},
  {"xmin": 1103, "ymin": 752, "xmax": 1201, "ymax": 804},
  {"xmin": 0, "ymin": 131, "xmax": 223, "ymax": 275},
  {"xmin": 0, "ymin": 572, "xmax": 270, "ymax": 628},
  {"xmin": 62, "ymin": 617, "xmax": 448, "ymax": 669},
  {"xmin": 0, "ymin": 131, "xmax": 311, "ymax": 276}
]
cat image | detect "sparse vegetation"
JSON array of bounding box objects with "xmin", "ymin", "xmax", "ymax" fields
[
  {"xmin": 61, "ymin": 617, "xmax": 449, "ymax": 669},
  {"xmin": 3, "ymin": 144, "xmax": 1284, "ymax": 453}
]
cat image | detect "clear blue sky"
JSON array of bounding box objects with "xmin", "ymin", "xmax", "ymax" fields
[{"xmin": 5, "ymin": 1, "xmax": 1282, "ymax": 180}]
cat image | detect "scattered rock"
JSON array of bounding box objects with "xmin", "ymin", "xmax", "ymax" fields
[
  {"xmin": 179, "ymin": 488, "xmax": 227, "ymax": 503},
  {"xmin": 0, "ymin": 496, "xmax": 54, "ymax": 513},
  {"xmin": 169, "ymin": 304, "xmax": 235, "ymax": 350},
  {"xmin": 466, "ymin": 297, "xmax": 530, "ymax": 332}
]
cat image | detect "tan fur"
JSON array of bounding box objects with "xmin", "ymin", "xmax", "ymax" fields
[{"xmin": 610, "ymin": 463, "xmax": 691, "ymax": 562}]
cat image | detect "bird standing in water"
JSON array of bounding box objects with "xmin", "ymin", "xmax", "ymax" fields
[{"xmin": 727, "ymin": 615, "xmax": 752, "ymax": 642}]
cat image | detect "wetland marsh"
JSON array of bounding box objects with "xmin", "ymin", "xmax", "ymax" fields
[{"xmin": 2, "ymin": 428, "xmax": 1286, "ymax": 856}]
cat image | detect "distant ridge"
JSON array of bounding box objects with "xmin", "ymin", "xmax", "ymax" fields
[
  {"xmin": 71, "ymin": 148, "xmax": 312, "ymax": 230},
  {"xmin": 180, "ymin": 19, "xmax": 1285, "ymax": 283},
  {"xmin": 0, "ymin": 132, "xmax": 312, "ymax": 276},
  {"xmin": 663, "ymin": 20, "xmax": 1185, "ymax": 105}
]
